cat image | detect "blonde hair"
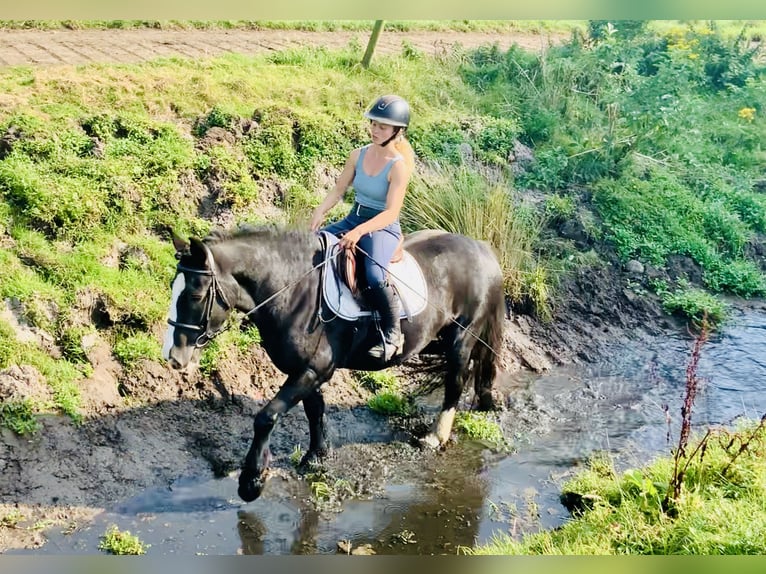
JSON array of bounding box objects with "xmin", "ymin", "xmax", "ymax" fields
[{"xmin": 394, "ymin": 136, "xmax": 416, "ymax": 177}]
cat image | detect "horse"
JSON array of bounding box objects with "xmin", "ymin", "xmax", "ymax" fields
[{"xmin": 162, "ymin": 225, "xmax": 506, "ymax": 503}]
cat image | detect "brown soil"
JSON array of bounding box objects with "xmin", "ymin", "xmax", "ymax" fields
[{"xmin": 0, "ymin": 26, "xmax": 680, "ymax": 555}]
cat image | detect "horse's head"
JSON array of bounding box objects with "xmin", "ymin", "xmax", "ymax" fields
[{"xmin": 162, "ymin": 233, "xmax": 233, "ymax": 370}]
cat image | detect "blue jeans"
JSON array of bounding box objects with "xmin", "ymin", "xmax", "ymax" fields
[{"xmin": 322, "ymin": 202, "xmax": 402, "ymax": 288}]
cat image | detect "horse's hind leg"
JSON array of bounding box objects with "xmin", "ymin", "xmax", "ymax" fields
[
  {"xmin": 299, "ymin": 387, "xmax": 328, "ymax": 468},
  {"xmin": 422, "ymin": 323, "xmax": 474, "ymax": 449}
]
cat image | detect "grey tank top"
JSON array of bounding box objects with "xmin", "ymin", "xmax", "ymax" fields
[{"xmin": 352, "ymin": 145, "xmax": 402, "ymax": 210}]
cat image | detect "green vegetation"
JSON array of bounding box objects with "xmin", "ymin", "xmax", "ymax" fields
[
  {"xmin": 112, "ymin": 332, "xmax": 163, "ymax": 371},
  {"xmin": 367, "ymin": 392, "xmax": 414, "ymax": 417},
  {"xmin": 0, "ymin": 399, "xmax": 41, "ymax": 435},
  {"xmin": 403, "ymin": 165, "xmax": 549, "ymax": 317},
  {"xmin": 354, "ymin": 370, "xmax": 414, "ymax": 416},
  {"xmin": 465, "ymin": 419, "xmax": 766, "ymax": 554},
  {"xmin": 98, "ymin": 525, "xmax": 149, "ymax": 555},
  {"xmin": 454, "ymin": 411, "xmax": 505, "ymax": 445},
  {"xmin": 654, "ymin": 280, "xmax": 730, "ymax": 327}
]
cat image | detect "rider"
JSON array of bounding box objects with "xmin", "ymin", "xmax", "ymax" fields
[{"xmin": 310, "ymin": 94, "xmax": 415, "ymax": 361}]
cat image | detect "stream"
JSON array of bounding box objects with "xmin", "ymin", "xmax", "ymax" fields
[{"xmin": 19, "ymin": 305, "xmax": 766, "ymax": 555}]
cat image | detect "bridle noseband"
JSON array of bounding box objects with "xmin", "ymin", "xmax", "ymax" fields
[{"xmin": 167, "ymin": 257, "xmax": 232, "ymax": 349}]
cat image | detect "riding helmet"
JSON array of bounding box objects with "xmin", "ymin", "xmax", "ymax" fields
[{"xmin": 363, "ymin": 95, "xmax": 410, "ymax": 128}]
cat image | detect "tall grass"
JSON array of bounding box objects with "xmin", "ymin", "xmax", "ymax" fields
[{"xmin": 402, "ymin": 164, "xmax": 549, "ymax": 317}]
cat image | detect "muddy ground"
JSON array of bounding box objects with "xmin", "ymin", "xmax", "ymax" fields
[{"xmin": 0, "ymin": 25, "xmax": 692, "ymax": 554}]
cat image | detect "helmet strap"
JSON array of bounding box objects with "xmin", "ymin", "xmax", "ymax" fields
[{"xmin": 382, "ymin": 126, "xmax": 402, "ymax": 147}]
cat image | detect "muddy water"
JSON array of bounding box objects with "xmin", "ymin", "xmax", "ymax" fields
[{"xmin": 21, "ymin": 306, "xmax": 766, "ymax": 555}]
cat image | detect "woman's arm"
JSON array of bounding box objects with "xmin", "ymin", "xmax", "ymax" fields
[{"xmin": 310, "ymin": 149, "xmax": 359, "ymax": 231}]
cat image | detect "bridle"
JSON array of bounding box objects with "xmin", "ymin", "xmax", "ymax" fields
[{"xmin": 167, "ymin": 244, "xmax": 232, "ymax": 349}]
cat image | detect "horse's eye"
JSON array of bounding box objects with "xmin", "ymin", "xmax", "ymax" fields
[{"xmin": 189, "ymin": 290, "xmax": 206, "ymax": 302}]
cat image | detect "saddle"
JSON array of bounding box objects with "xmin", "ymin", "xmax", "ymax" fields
[
  {"xmin": 318, "ymin": 231, "xmax": 427, "ymax": 322},
  {"xmin": 337, "ymin": 234, "xmax": 404, "ymax": 297}
]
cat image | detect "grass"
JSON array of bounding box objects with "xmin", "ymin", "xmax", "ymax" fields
[
  {"xmin": 367, "ymin": 391, "xmax": 414, "ymax": 417},
  {"xmin": 465, "ymin": 419, "xmax": 766, "ymax": 554},
  {"xmin": 0, "ymin": 20, "xmax": 584, "ymax": 34},
  {"xmin": 98, "ymin": 525, "xmax": 149, "ymax": 555},
  {"xmin": 454, "ymin": 411, "xmax": 505, "ymax": 444},
  {"xmin": 354, "ymin": 369, "xmax": 414, "ymax": 417},
  {"xmin": 655, "ymin": 280, "xmax": 730, "ymax": 327},
  {"xmin": 0, "ymin": 400, "xmax": 41, "ymax": 435}
]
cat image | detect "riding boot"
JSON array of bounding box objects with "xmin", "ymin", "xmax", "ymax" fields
[{"xmin": 365, "ymin": 284, "xmax": 404, "ymax": 361}]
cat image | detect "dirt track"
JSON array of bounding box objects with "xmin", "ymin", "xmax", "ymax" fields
[{"xmin": 0, "ymin": 28, "xmax": 566, "ymax": 67}]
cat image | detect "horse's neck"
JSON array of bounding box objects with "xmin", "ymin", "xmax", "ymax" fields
[{"xmin": 216, "ymin": 232, "xmax": 318, "ymax": 314}]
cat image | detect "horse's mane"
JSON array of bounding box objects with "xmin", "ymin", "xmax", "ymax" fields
[{"xmin": 204, "ymin": 224, "xmax": 318, "ymax": 252}]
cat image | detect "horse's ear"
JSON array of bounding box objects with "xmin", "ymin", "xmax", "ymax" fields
[
  {"xmin": 171, "ymin": 230, "xmax": 189, "ymax": 259},
  {"xmin": 188, "ymin": 237, "xmax": 210, "ymax": 269}
]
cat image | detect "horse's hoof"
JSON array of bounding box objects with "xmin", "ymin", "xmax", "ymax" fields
[
  {"xmin": 298, "ymin": 448, "xmax": 328, "ymax": 472},
  {"xmin": 238, "ymin": 471, "xmax": 265, "ymax": 503},
  {"xmin": 419, "ymin": 433, "xmax": 442, "ymax": 450}
]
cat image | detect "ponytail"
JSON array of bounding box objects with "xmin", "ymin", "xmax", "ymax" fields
[{"xmin": 394, "ymin": 136, "xmax": 416, "ymax": 177}]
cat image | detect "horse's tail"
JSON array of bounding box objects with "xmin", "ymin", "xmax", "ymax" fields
[{"xmin": 470, "ymin": 278, "xmax": 506, "ymax": 411}]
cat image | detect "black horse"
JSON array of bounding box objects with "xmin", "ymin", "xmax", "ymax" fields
[{"xmin": 162, "ymin": 225, "xmax": 505, "ymax": 502}]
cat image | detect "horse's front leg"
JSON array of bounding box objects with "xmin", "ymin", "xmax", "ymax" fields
[{"xmin": 238, "ymin": 368, "xmax": 321, "ymax": 502}]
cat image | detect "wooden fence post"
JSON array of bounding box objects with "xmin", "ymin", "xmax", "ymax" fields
[{"xmin": 361, "ymin": 20, "xmax": 384, "ymax": 68}]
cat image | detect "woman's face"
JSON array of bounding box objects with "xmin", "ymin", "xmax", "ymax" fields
[{"xmin": 368, "ymin": 120, "xmax": 396, "ymax": 145}]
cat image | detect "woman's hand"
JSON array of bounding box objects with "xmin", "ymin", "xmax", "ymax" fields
[
  {"xmin": 309, "ymin": 210, "xmax": 325, "ymax": 232},
  {"xmin": 338, "ymin": 227, "xmax": 363, "ymax": 251}
]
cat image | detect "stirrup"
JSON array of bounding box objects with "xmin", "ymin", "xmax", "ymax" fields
[{"xmin": 368, "ymin": 333, "xmax": 404, "ymax": 361}]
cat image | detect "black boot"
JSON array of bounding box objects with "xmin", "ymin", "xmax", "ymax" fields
[{"xmin": 365, "ymin": 284, "xmax": 404, "ymax": 361}]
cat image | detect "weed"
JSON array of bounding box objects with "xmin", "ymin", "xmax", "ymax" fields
[
  {"xmin": 0, "ymin": 400, "xmax": 40, "ymax": 435},
  {"xmin": 0, "ymin": 510, "xmax": 24, "ymax": 528},
  {"xmin": 454, "ymin": 411, "xmax": 505, "ymax": 444},
  {"xmin": 658, "ymin": 281, "xmax": 729, "ymax": 328},
  {"xmin": 289, "ymin": 444, "xmax": 304, "ymax": 468},
  {"xmin": 367, "ymin": 392, "xmax": 413, "ymax": 417},
  {"xmin": 354, "ymin": 369, "xmax": 400, "ymax": 393},
  {"xmin": 98, "ymin": 525, "xmax": 149, "ymax": 555},
  {"xmin": 112, "ymin": 331, "xmax": 163, "ymax": 370}
]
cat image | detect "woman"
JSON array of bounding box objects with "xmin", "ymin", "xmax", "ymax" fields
[{"xmin": 310, "ymin": 94, "xmax": 415, "ymax": 361}]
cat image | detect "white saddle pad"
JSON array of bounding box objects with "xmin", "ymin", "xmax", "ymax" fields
[{"xmin": 319, "ymin": 231, "xmax": 428, "ymax": 322}]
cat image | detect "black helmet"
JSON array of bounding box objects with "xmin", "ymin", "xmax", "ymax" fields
[{"xmin": 363, "ymin": 95, "xmax": 410, "ymax": 128}]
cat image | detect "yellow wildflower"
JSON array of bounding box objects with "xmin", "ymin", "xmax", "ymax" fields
[{"xmin": 738, "ymin": 107, "xmax": 756, "ymax": 122}]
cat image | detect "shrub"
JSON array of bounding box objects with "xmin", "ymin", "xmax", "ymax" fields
[
  {"xmin": 658, "ymin": 282, "xmax": 729, "ymax": 326},
  {"xmin": 0, "ymin": 400, "xmax": 41, "ymax": 435}
]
